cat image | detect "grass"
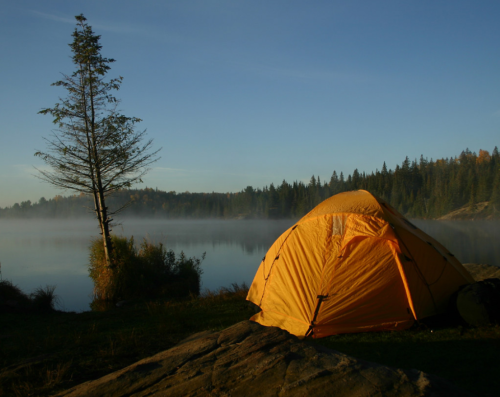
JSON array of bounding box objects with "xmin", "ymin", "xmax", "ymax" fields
[
  {"xmin": 1, "ymin": 287, "xmax": 499, "ymax": 396},
  {"xmin": 0, "ymin": 285, "xmax": 253, "ymax": 396},
  {"xmin": 310, "ymin": 323, "xmax": 500, "ymax": 396},
  {"xmin": 30, "ymin": 285, "xmax": 59, "ymax": 311}
]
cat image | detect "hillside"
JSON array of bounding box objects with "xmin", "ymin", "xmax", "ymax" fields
[
  {"xmin": 2, "ymin": 146, "xmax": 499, "ymax": 220},
  {"xmin": 438, "ymin": 201, "xmax": 500, "ymax": 220}
]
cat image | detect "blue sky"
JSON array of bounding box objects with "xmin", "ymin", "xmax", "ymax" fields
[{"xmin": 1, "ymin": 0, "xmax": 499, "ymax": 207}]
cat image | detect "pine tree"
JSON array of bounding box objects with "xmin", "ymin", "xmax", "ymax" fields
[
  {"xmin": 329, "ymin": 171, "xmax": 339, "ymax": 194},
  {"xmin": 490, "ymin": 169, "xmax": 500, "ymax": 213},
  {"xmin": 469, "ymin": 182, "xmax": 477, "ymax": 211},
  {"xmin": 35, "ymin": 15, "xmax": 160, "ymax": 267}
]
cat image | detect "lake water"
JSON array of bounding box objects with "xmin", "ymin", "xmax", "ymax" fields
[{"xmin": 1, "ymin": 218, "xmax": 498, "ymax": 312}]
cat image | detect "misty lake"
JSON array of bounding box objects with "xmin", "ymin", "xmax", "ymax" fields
[{"xmin": 1, "ymin": 218, "xmax": 499, "ymax": 312}]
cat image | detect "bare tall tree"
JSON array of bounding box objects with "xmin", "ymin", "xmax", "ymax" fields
[{"xmin": 35, "ymin": 14, "xmax": 160, "ymax": 267}]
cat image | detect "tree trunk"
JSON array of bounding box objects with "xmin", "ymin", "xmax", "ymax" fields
[
  {"xmin": 92, "ymin": 190, "xmax": 113, "ymax": 268},
  {"xmin": 96, "ymin": 188, "xmax": 113, "ymax": 268}
]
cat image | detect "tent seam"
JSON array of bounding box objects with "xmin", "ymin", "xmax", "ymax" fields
[
  {"xmin": 259, "ymin": 225, "xmax": 298, "ymax": 307},
  {"xmin": 389, "ymin": 242, "xmax": 418, "ymax": 320},
  {"xmin": 389, "ymin": 228, "xmax": 439, "ymax": 315}
]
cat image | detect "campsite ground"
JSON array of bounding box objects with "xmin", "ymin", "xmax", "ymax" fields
[
  {"xmin": 312, "ymin": 324, "xmax": 500, "ymax": 396},
  {"xmin": 1, "ymin": 286, "xmax": 499, "ymax": 396}
]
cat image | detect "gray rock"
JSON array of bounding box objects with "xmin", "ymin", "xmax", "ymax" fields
[
  {"xmin": 457, "ymin": 278, "xmax": 500, "ymax": 326},
  {"xmin": 463, "ymin": 263, "xmax": 500, "ymax": 282},
  {"xmin": 56, "ymin": 321, "xmax": 475, "ymax": 397}
]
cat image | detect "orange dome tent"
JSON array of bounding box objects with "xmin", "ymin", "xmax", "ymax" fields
[{"xmin": 247, "ymin": 190, "xmax": 473, "ymax": 338}]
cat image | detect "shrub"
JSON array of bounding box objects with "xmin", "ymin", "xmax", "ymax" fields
[
  {"xmin": 0, "ymin": 280, "xmax": 31, "ymax": 307},
  {"xmin": 30, "ymin": 285, "xmax": 59, "ymax": 311},
  {"xmin": 88, "ymin": 235, "xmax": 137, "ymax": 302},
  {"xmin": 89, "ymin": 236, "xmax": 204, "ymax": 308},
  {"xmin": 0, "ymin": 281, "xmax": 58, "ymax": 312}
]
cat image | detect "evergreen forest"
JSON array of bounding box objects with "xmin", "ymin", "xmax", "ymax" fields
[{"xmin": 3, "ymin": 147, "xmax": 500, "ymax": 220}]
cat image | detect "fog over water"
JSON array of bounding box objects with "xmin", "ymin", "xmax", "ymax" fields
[
  {"xmin": 0, "ymin": 219, "xmax": 498, "ymax": 312},
  {"xmin": 0, "ymin": 219, "xmax": 295, "ymax": 312},
  {"xmin": 412, "ymin": 220, "xmax": 500, "ymax": 266}
]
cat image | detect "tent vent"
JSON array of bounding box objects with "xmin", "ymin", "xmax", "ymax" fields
[
  {"xmin": 262, "ymin": 256, "xmax": 266, "ymax": 262},
  {"xmin": 448, "ymin": 252, "xmax": 455, "ymax": 257},
  {"xmin": 275, "ymin": 255, "xmax": 280, "ymax": 260}
]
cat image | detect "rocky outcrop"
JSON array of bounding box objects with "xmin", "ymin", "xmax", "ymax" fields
[
  {"xmin": 463, "ymin": 263, "xmax": 500, "ymax": 281},
  {"xmin": 437, "ymin": 201, "xmax": 494, "ymax": 220},
  {"xmin": 56, "ymin": 320, "xmax": 475, "ymax": 397}
]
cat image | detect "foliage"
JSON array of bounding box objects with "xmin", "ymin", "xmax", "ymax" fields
[
  {"xmin": 4, "ymin": 146, "xmax": 498, "ymax": 220},
  {"xmin": 88, "ymin": 236, "xmax": 204, "ymax": 307},
  {"xmin": 34, "ymin": 14, "xmax": 159, "ymax": 267},
  {"xmin": 0, "ymin": 281, "xmax": 58, "ymax": 313},
  {"xmin": 0, "ymin": 281, "xmax": 32, "ymax": 307},
  {"xmin": 30, "ymin": 285, "xmax": 59, "ymax": 311}
]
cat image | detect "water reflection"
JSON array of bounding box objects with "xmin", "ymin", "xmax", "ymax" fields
[
  {"xmin": 0, "ymin": 219, "xmax": 295, "ymax": 312},
  {"xmin": 114, "ymin": 219, "xmax": 295, "ymax": 255},
  {"xmin": 0, "ymin": 218, "xmax": 497, "ymax": 312}
]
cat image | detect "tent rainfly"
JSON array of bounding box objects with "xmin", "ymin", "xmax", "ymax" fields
[{"xmin": 247, "ymin": 190, "xmax": 474, "ymax": 338}]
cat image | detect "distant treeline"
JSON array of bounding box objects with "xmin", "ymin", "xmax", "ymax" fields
[{"xmin": 2, "ymin": 147, "xmax": 499, "ymax": 220}]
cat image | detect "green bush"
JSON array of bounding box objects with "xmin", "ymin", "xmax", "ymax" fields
[{"xmin": 89, "ymin": 236, "xmax": 204, "ymax": 308}]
